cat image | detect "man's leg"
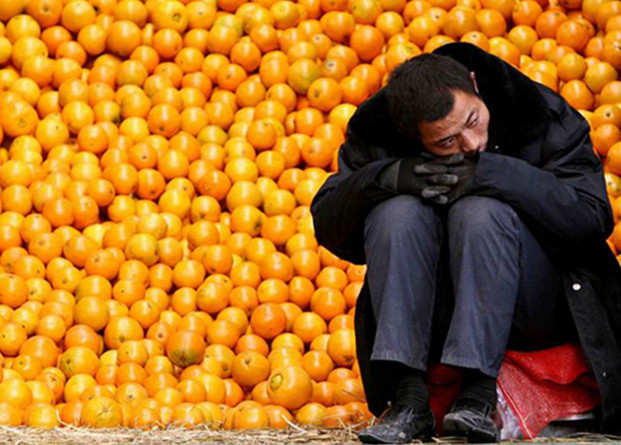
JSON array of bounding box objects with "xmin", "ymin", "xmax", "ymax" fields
[
  {"xmin": 441, "ymin": 196, "xmax": 562, "ymax": 442},
  {"xmin": 507, "ymin": 227, "xmax": 567, "ymax": 350},
  {"xmin": 364, "ymin": 195, "xmax": 443, "ymax": 371},
  {"xmin": 357, "ymin": 195, "xmax": 441, "ymax": 444},
  {"xmin": 442, "ymin": 196, "xmax": 522, "ymax": 376},
  {"xmin": 442, "ymin": 195, "xmax": 564, "ymax": 374}
]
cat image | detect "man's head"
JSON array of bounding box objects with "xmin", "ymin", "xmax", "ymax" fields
[{"xmin": 385, "ymin": 53, "xmax": 490, "ymax": 156}]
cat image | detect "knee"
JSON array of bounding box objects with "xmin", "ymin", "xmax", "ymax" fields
[
  {"xmin": 364, "ymin": 195, "xmax": 435, "ymax": 242},
  {"xmin": 449, "ymin": 196, "xmax": 519, "ymax": 238}
]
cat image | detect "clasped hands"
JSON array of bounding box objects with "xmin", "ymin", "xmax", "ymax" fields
[{"xmin": 397, "ymin": 152, "xmax": 478, "ymax": 205}]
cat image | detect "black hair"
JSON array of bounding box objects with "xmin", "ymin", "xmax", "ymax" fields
[{"xmin": 385, "ymin": 53, "xmax": 477, "ymax": 139}]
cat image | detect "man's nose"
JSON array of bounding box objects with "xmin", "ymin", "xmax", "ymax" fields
[{"xmin": 461, "ymin": 131, "xmax": 479, "ymax": 153}]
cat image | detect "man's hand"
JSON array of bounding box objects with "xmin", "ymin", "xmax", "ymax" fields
[
  {"xmin": 397, "ymin": 154, "xmax": 461, "ymax": 199},
  {"xmin": 427, "ymin": 153, "xmax": 478, "ymax": 205}
]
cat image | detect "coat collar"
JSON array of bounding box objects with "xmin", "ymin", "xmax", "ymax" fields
[{"xmin": 347, "ymin": 42, "xmax": 552, "ymax": 155}]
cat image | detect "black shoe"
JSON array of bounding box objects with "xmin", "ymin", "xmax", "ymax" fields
[
  {"xmin": 357, "ymin": 404, "xmax": 436, "ymax": 444},
  {"xmin": 442, "ymin": 398, "xmax": 500, "ymax": 443}
]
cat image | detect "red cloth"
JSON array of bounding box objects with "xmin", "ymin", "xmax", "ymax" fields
[
  {"xmin": 498, "ymin": 343, "xmax": 600, "ymax": 438},
  {"xmin": 426, "ymin": 363, "xmax": 463, "ymax": 434},
  {"xmin": 425, "ymin": 343, "xmax": 600, "ymax": 438}
]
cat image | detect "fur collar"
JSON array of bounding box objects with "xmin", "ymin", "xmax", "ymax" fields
[{"xmin": 347, "ymin": 42, "xmax": 552, "ymax": 155}]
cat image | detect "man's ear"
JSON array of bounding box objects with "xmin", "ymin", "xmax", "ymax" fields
[{"xmin": 470, "ymin": 71, "xmax": 479, "ymax": 95}]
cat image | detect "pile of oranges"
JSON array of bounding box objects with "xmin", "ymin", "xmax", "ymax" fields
[{"xmin": 0, "ymin": 0, "xmax": 621, "ymax": 432}]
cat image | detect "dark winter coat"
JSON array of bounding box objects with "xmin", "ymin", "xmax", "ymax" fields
[{"xmin": 310, "ymin": 42, "xmax": 621, "ymax": 434}]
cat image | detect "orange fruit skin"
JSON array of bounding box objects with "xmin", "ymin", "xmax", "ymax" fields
[
  {"xmin": 81, "ymin": 396, "xmax": 123, "ymax": 428},
  {"xmin": 231, "ymin": 351, "xmax": 270, "ymax": 389},
  {"xmin": 165, "ymin": 330, "xmax": 206, "ymax": 368},
  {"xmin": 267, "ymin": 365, "xmax": 313, "ymax": 410},
  {"xmin": 0, "ymin": 274, "xmax": 28, "ymax": 308}
]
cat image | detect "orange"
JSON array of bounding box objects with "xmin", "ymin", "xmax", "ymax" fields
[
  {"xmin": 259, "ymin": 251, "xmax": 294, "ymax": 281},
  {"xmin": 60, "ymin": 0, "xmax": 95, "ymax": 33},
  {"xmin": 333, "ymin": 377, "xmax": 365, "ymax": 405},
  {"xmin": 592, "ymin": 104, "xmax": 621, "ymax": 129},
  {"xmin": 311, "ymin": 287, "xmax": 347, "ymax": 321},
  {"xmin": 0, "ymin": 100, "xmax": 39, "ymax": 138},
  {"xmin": 19, "ymin": 335, "xmax": 59, "ymax": 368},
  {"xmin": 0, "ymin": 379, "xmax": 32, "ymax": 409},
  {"xmin": 106, "ymin": 20, "xmax": 141, "ymax": 58},
  {"xmin": 512, "ymin": 0, "xmax": 542, "ymax": 26},
  {"xmin": 59, "ymin": 399, "xmax": 84, "ymax": 426},
  {"xmin": 556, "ymin": 19, "xmax": 592, "ymax": 52},
  {"xmin": 216, "ymin": 306, "xmax": 248, "ymax": 335},
  {"xmin": 250, "ymin": 302, "xmax": 287, "ymax": 340},
  {"xmin": 307, "ymin": 78, "xmax": 343, "ymax": 113},
  {"xmin": 592, "ymin": 123, "xmax": 621, "ymax": 156},
  {"xmin": 231, "ymin": 404, "xmax": 269, "ymax": 429},
  {"xmin": 170, "ymin": 403, "xmax": 205, "ymax": 427},
  {"xmin": 166, "ymin": 329, "xmax": 206, "ymax": 368},
  {"xmin": 58, "ymin": 346, "xmax": 100, "ymax": 378},
  {"xmin": 557, "ymin": 53, "xmax": 588, "ymax": 82},
  {"xmin": 346, "ymin": 401, "xmax": 373, "ymax": 424},
  {"xmin": 267, "ymin": 365, "xmax": 313, "ymax": 410},
  {"xmin": 82, "ymin": 396, "xmax": 123, "ymax": 428},
  {"xmin": 441, "ymin": 7, "xmax": 478, "ymax": 39},
  {"xmin": 246, "ymin": 119, "xmax": 278, "ymax": 151},
  {"xmin": 327, "ymin": 366, "xmax": 356, "ymax": 384},
  {"xmin": 343, "ymin": 282, "xmax": 363, "ymax": 308},
  {"xmin": 231, "ymin": 351, "xmax": 271, "ymax": 388},
  {"xmin": 287, "ymin": 277, "xmax": 314, "ymax": 309},
  {"xmin": 292, "ymin": 312, "xmax": 328, "ymax": 343},
  {"xmin": 0, "ymin": 274, "xmax": 28, "ymax": 309},
  {"xmin": 560, "ymin": 79, "xmax": 594, "ymax": 111},
  {"xmin": 206, "ymin": 318, "xmax": 240, "ymax": 349},
  {"xmin": 117, "ymin": 340, "xmax": 149, "ymax": 367},
  {"xmin": 296, "ymin": 402, "xmax": 327, "ymax": 425},
  {"xmin": 235, "ymin": 333, "xmax": 270, "ymax": 356},
  {"xmin": 104, "ymin": 316, "xmax": 144, "ymax": 349},
  {"xmin": 263, "ymin": 404, "xmax": 293, "ymax": 428},
  {"xmin": 10, "ymin": 355, "xmax": 42, "ymax": 380},
  {"xmin": 601, "ymin": 81, "xmax": 621, "ymax": 105},
  {"xmin": 287, "ymin": 58, "xmax": 322, "ymax": 95},
  {"xmin": 327, "ymin": 328, "xmax": 356, "ymax": 367},
  {"xmin": 535, "ymin": 10, "xmax": 567, "ymax": 38},
  {"xmin": 116, "ymin": 362, "xmax": 147, "ymax": 385},
  {"xmin": 0, "ymin": 322, "xmax": 28, "ymax": 356},
  {"xmin": 584, "ymin": 61, "xmax": 618, "ymax": 94},
  {"xmin": 0, "ymin": 401, "xmax": 24, "ymax": 426},
  {"xmin": 301, "ymin": 350, "xmax": 335, "ymax": 382},
  {"xmin": 349, "ymin": 25, "xmax": 386, "ymax": 62}
]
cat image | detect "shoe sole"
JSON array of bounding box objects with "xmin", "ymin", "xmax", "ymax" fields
[{"xmin": 443, "ymin": 417, "xmax": 499, "ymax": 443}]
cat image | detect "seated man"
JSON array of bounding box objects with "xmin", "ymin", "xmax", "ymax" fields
[{"xmin": 310, "ymin": 42, "xmax": 621, "ymax": 443}]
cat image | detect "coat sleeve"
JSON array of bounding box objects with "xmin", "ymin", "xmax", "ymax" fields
[
  {"xmin": 470, "ymin": 104, "xmax": 613, "ymax": 250},
  {"xmin": 311, "ymin": 132, "xmax": 400, "ymax": 265}
]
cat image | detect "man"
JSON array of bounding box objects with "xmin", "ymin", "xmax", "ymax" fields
[{"xmin": 311, "ymin": 42, "xmax": 621, "ymax": 443}]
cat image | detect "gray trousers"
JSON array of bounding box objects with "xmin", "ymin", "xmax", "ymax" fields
[{"xmin": 364, "ymin": 195, "xmax": 573, "ymax": 378}]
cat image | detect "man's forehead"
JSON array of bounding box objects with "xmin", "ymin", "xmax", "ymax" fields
[{"xmin": 419, "ymin": 93, "xmax": 476, "ymax": 140}]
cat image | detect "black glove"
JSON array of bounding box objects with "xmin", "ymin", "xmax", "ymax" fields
[
  {"xmin": 431, "ymin": 153, "xmax": 479, "ymax": 205},
  {"xmin": 396, "ymin": 153, "xmax": 464, "ymax": 199}
]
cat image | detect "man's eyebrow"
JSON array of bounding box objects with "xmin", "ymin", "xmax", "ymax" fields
[
  {"xmin": 465, "ymin": 108, "xmax": 476, "ymax": 125},
  {"xmin": 434, "ymin": 109, "xmax": 476, "ymax": 145}
]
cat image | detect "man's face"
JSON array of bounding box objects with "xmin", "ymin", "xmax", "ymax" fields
[{"xmin": 418, "ymin": 88, "xmax": 490, "ymax": 157}]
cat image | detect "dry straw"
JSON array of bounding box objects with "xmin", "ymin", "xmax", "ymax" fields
[
  {"xmin": 0, "ymin": 424, "xmax": 360, "ymax": 445},
  {"xmin": 0, "ymin": 425, "xmax": 619, "ymax": 445}
]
